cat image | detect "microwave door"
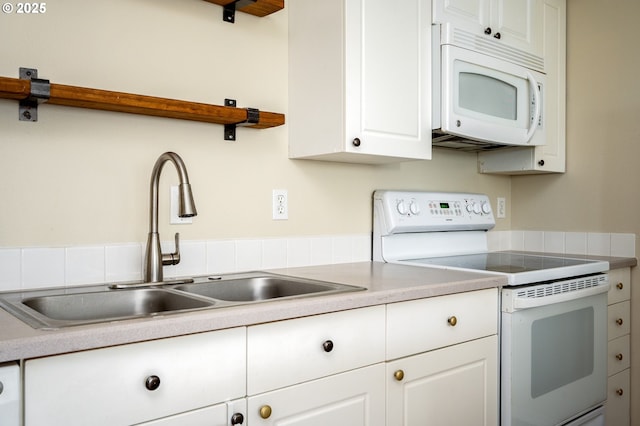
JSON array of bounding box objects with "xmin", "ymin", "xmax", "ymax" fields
[{"xmin": 440, "ymin": 45, "xmax": 544, "ymax": 146}]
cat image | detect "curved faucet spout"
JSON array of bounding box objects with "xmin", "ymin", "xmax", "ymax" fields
[{"xmin": 144, "ymin": 152, "xmax": 197, "ymax": 283}]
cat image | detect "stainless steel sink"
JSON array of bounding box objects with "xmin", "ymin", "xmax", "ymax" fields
[
  {"xmin": 174, "ymin": 275, "xmax": 361, "ymax": 302},
  {"xmin": 0, "ymin": 288, "xmax": 216, "ymax": 329},
  {"xmin": 0, "ymin": 273, "xmax": 364, "ymax": 329}
]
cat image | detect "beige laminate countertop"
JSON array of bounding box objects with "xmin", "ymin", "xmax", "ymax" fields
[
  {"xmin": 0, "ymin": 254, "xmax": 634, "ymax": 364},
  {"xmin": 0, "ymin": 261, "xmax": 505, "ymax": 363}
]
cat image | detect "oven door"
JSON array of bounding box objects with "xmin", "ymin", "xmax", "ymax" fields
[
  {"xmin": 440, "ymin": 45, "xmax": 545, "ymax": 146},
  {"xmin": 501, "ymin": 290, "xmax": 607, "ymax": 426}
]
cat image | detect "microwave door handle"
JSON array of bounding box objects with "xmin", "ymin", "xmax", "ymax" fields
[{"xmin": 525, "ymin": 71, "xmax": 541, "ymax": 143}]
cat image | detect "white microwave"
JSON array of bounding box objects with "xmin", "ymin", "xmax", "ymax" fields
[{"xmin": 433, "ymin": 40, "xmax": 545, "ymax": 150}]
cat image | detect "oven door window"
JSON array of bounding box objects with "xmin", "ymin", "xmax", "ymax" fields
[
  {"xmin": 502, "ymin": 293, "xmax": 607, "ymax": 426},
  {"xmin": 531, "ymin": 307, "xmax": 594, "ymax": 397}
]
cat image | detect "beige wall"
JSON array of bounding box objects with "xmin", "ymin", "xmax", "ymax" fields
[
  {"xmin": 0, "ymin": 0, "xmax": 510, "ymax": 248},
  {"xmin": 513, "ymin": 0, "xmax": 640, "ymax": 422}
]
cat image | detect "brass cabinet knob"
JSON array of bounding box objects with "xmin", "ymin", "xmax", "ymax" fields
[
  {"xmin": 616, "ymin": 388, "xmax": 624, "ymax": 396},
  {"xmin": 259, "ymin": 405, "xmax": 272, "ymax": 419},
  {"xmin": 616, "ymin": 353, "xmax": 624, "ymax": 361},
  {"xmin": 447, "ymin": 316, "xmax": 458, "ymax": 327},
  {"xmin": 616, "ymin": 282, "xmax": 624, "ymax": 290},
  {"xmin": 394, "ymin": 370, "xmax": 405, "ymax": 381},
  {"xmin": 616, "ymin": 318, "xmax": 624, "ymax": 326}
]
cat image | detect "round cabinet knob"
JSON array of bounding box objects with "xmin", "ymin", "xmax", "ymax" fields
[
  {"xmin": 616, "ymin": 353, "xmax": 624, "ymax": 361},
  {"xmin": 481, "ymin": 202, "xmax": 491, "ymax": 214},
  {"xmin": 494, "ymin": 32, "xmax": 501, "ymax": 39},
  {"xmin": 231, "ymin": 413, "xmax": 245, "ymax": 425},
  {"xmin": 322, "ymin": 340, "xmax": 334, "ymax": 353},
  {"xmin": 616, "ymin": 388, "xmax": 624, "ymax": 396},
  {"xmin": 616, "ymin": 318, "xmax": 624, "ymax": 326},
  {"xmin": 538, "ymin": 159, "xmax": 545, "ymax": 167},
  {"xmin": 447, "ymin": 316, "xmax": 458, "ymax": 327},
  {"xmin": 484, "ymin": 27, "xmax": 492, "ymax": 35},
  {"xmin": 617, "ymin": 282, "xmax": 624, "ymax": 290},
  {"xmin": 394, "ymin": 370, "xmax": 405, "ymax": 381},
  {"xmin": 145, "ymin": 375, "xmax": 161, "ymax": 391},
  {"xmin": 0, "ymin": 381, "xmax": 4, "ymax": 395},
  {"xmin": 259, "ymin": 405, "xmax": 272, "ymax": 419},
  {"xmin": 409, "ymin": 201, "xmax": 420, "ymax": 215},
  {"xmin": 396, "ymin": 200, "xmax": 407, "ymax": 215},
  {"xmin": 352, "ymin": 138, "xmax": 361, "ymax": 147}
]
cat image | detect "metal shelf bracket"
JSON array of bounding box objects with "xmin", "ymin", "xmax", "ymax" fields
[
  {"xmin": 18, "ymin": 67, "xmax": 50, "ymax": 122},
  {"xmin": 223, "ymin": 0, "xmax": 258, "ymax": 23},
  {"xmin": 224, "ymin": 98, "xmax": 260, "ymax": 141}
]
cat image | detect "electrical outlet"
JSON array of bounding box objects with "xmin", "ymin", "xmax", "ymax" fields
[
  {"xmin": 497, "ymin": 197, "xmax": 506, "ymax": 219},
  {"xmin": 170, "ymin": 186, "xmax": 193, "ymax": 224},
  {"xmin": 272, "ymin": 189, "xmax": 288, "ymax": 220}
]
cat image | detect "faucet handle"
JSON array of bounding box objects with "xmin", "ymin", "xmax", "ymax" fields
[{"xmin": 162, "ymin": 232, "xmax": 181, "ymax": 266}]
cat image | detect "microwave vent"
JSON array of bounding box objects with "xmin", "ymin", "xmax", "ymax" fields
[{"xmin": 431, "ymin": 130, "xmax": 507, "ymax": 152}]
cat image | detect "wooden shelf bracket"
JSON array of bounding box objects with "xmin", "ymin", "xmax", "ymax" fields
[{"xmin": 0, "ymin": 68, "xmax": 285, "ymax": 140}]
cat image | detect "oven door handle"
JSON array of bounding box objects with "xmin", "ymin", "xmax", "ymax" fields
[{"xmin": 513, "ymin": 283, "xmax": 610, "ymax": 310}]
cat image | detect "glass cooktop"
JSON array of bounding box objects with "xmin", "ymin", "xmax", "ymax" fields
[{"xmin": 399, "ymin": 251, "xmax": 609, "ymax": 285}]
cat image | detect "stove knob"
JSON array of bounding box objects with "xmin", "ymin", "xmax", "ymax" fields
[
  {"xmin": 481, "ymin": 202, "xmax": 491, "ymax": 214},
  {"xmin": 473, "ymin": 203, "xmax": 481, "ymax": 214},
  {"xmin": 396, "ymin": 200, "xmax": 407, "ymax": 215},
  {"xmin": 409, "ymin": 201, "xmax": 420, "ymax": 215},
  {"xmin": 466, "ymin": 203, "xmax": 474, "ymax": 213}
]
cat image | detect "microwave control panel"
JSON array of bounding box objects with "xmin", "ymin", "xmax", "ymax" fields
[{"xmin": 373, "ymin": 190, "xmax": 495, "ymax": 235}]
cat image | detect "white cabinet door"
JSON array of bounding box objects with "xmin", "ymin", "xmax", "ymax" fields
[
  {"xmin": 434, "ymin": 0, "xmax": 543, "ymax": 58},
  {"xmin": 0, "ymin": 362, "xmax": 20, "ymax": 426},
  {"xmin": 289, "ymin": 0, "xmax": 432, "ymax": 163},
  {"xmin": 386, "ymin": 335, "xmax": 498, "ymax": 426},
  {"xmin": 24, "ymin": 328, "xmax": 246, "ymax": 426},
  {"xmin": 248, "ymin": 364, "xmax": 385, "ymax": 426},
  {"xmin": 138, "ymin": 399, "xmax": 246, "ymax": 426}
]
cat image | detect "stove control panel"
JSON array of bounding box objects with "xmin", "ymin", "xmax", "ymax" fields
[{"xmin": 374, "ymin": 190, "xmax": 495, "ymax": 235}]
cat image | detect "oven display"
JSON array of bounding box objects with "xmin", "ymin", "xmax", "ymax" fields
[{"xmin": 440, "ymin": 203, "xmax": 450, "ymax": 209}]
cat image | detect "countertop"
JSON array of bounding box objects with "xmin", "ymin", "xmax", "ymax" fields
[
  {"xmin": 0, "ymin": 254, "xmax": 635, "ymax": 364},
  {"xmin": 0, "ymin": 262, "xmax": 505, "ymax": 363}
]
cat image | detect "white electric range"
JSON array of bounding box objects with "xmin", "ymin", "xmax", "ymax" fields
[{"xmin": 373, "ymin": 190, "xmax": 610, "ymax": 426}]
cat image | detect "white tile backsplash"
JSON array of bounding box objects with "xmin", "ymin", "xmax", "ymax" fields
[{"xmin": 1, "ymin": 231, "xmax": 635, "ymax": 292}]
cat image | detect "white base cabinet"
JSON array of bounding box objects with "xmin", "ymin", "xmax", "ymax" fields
[
  {"xmin": 24, "ymin": 328, "xmax": 246, "ymax": 426},
  {"xmin": 387, "ymin": 335, "xmax": 498, "ymax": 426},
  {"xmin": 248, "ymin": 364, "xmax": 385, "ymax": 426}
]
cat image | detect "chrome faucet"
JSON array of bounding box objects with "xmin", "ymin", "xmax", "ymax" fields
[{"xmin": 144, "ymin": 152, "xmax": 197, "ymax": 283}]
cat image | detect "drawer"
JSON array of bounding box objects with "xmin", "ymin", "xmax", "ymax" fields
[
  {"xmin": 25, "ymin": 327, "xmax": 246, "ymax": 426},
  {"xmin": 247, "ymin": 305, "xmax": 385, "ymax": 395},
  {"xmin": 606, "ymin": 369, "xmax": 630, "ymax": 426},
  {"xmin": 608, "ymin": 300, "xmax": 630, "ymax": 341},
  {"xmin": 607, "ymin": 268, "xmax": 630, "ymax": 305},
  {"xmin": 607, "ymin": 335, "xmax": 630, "ymax": 377},
  {"xmin": 386, "ymin": 288, "xmax": 498, "ymax": 360}
]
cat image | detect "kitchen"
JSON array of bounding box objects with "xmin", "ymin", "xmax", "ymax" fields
[{"xmin": 0, "ymin": 0, "xmax": 638, "ymax": 425}]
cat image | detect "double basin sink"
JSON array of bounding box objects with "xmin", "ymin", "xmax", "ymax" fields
[{"xmin": 0, "ymin": 273, "xmax": 364, "ymax": 330}]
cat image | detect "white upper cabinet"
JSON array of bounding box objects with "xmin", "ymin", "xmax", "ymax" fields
[
  {"xmin": 288, "ymin": 0, "xmax": 432, "ymax": 164},
  {"xmin": 434, "ymin": 0, "xmax": 544, "ymax": 61},
  {"xmin": 477, "ymin": 0, "xmax": 566, "ymax": 174}
]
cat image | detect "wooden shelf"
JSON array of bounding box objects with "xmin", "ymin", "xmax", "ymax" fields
[
  {"xmin": 0, "ymin": 75, "xmax": 285, "ymax": 131},
  {"xmin": 202, "ymin": 0, "xmax": 284, "ymax": 18}
]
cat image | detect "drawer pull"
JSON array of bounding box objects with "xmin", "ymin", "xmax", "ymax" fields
[
  {"xmin": 259, "ymin": 405, "xmax": 272, "ymax": 419},
  {"xmin": 322, "ymin": 340, "xmax": 334, "ymax": 353},
  {"xmin": 617, "ymin": 282, "xmax": 624, "ymax": 290},
  {"xmin": 616, "ymin": 388, "xmax": 624, "ymax": 396},
  {"xmin": 616, "ymin": 318, "xmax": 624, "ymax": 326},
  {"xmin": 145, "ymin": 375, "xmax": 161, "ymax": 391},
  {"xmin": 616, "ymin": 353, "xmax": 624, "ymax": 361},
  {"xmin": 231, "ymin": 413, "xmax": 245, "ymax": 425},
  {"xmin": 394, "ymin": 370, "xmax": 405, "ymax": 381},
  {"xmin": 447, "ymin": 316, "xmax": 458, "ymax": 327}
]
